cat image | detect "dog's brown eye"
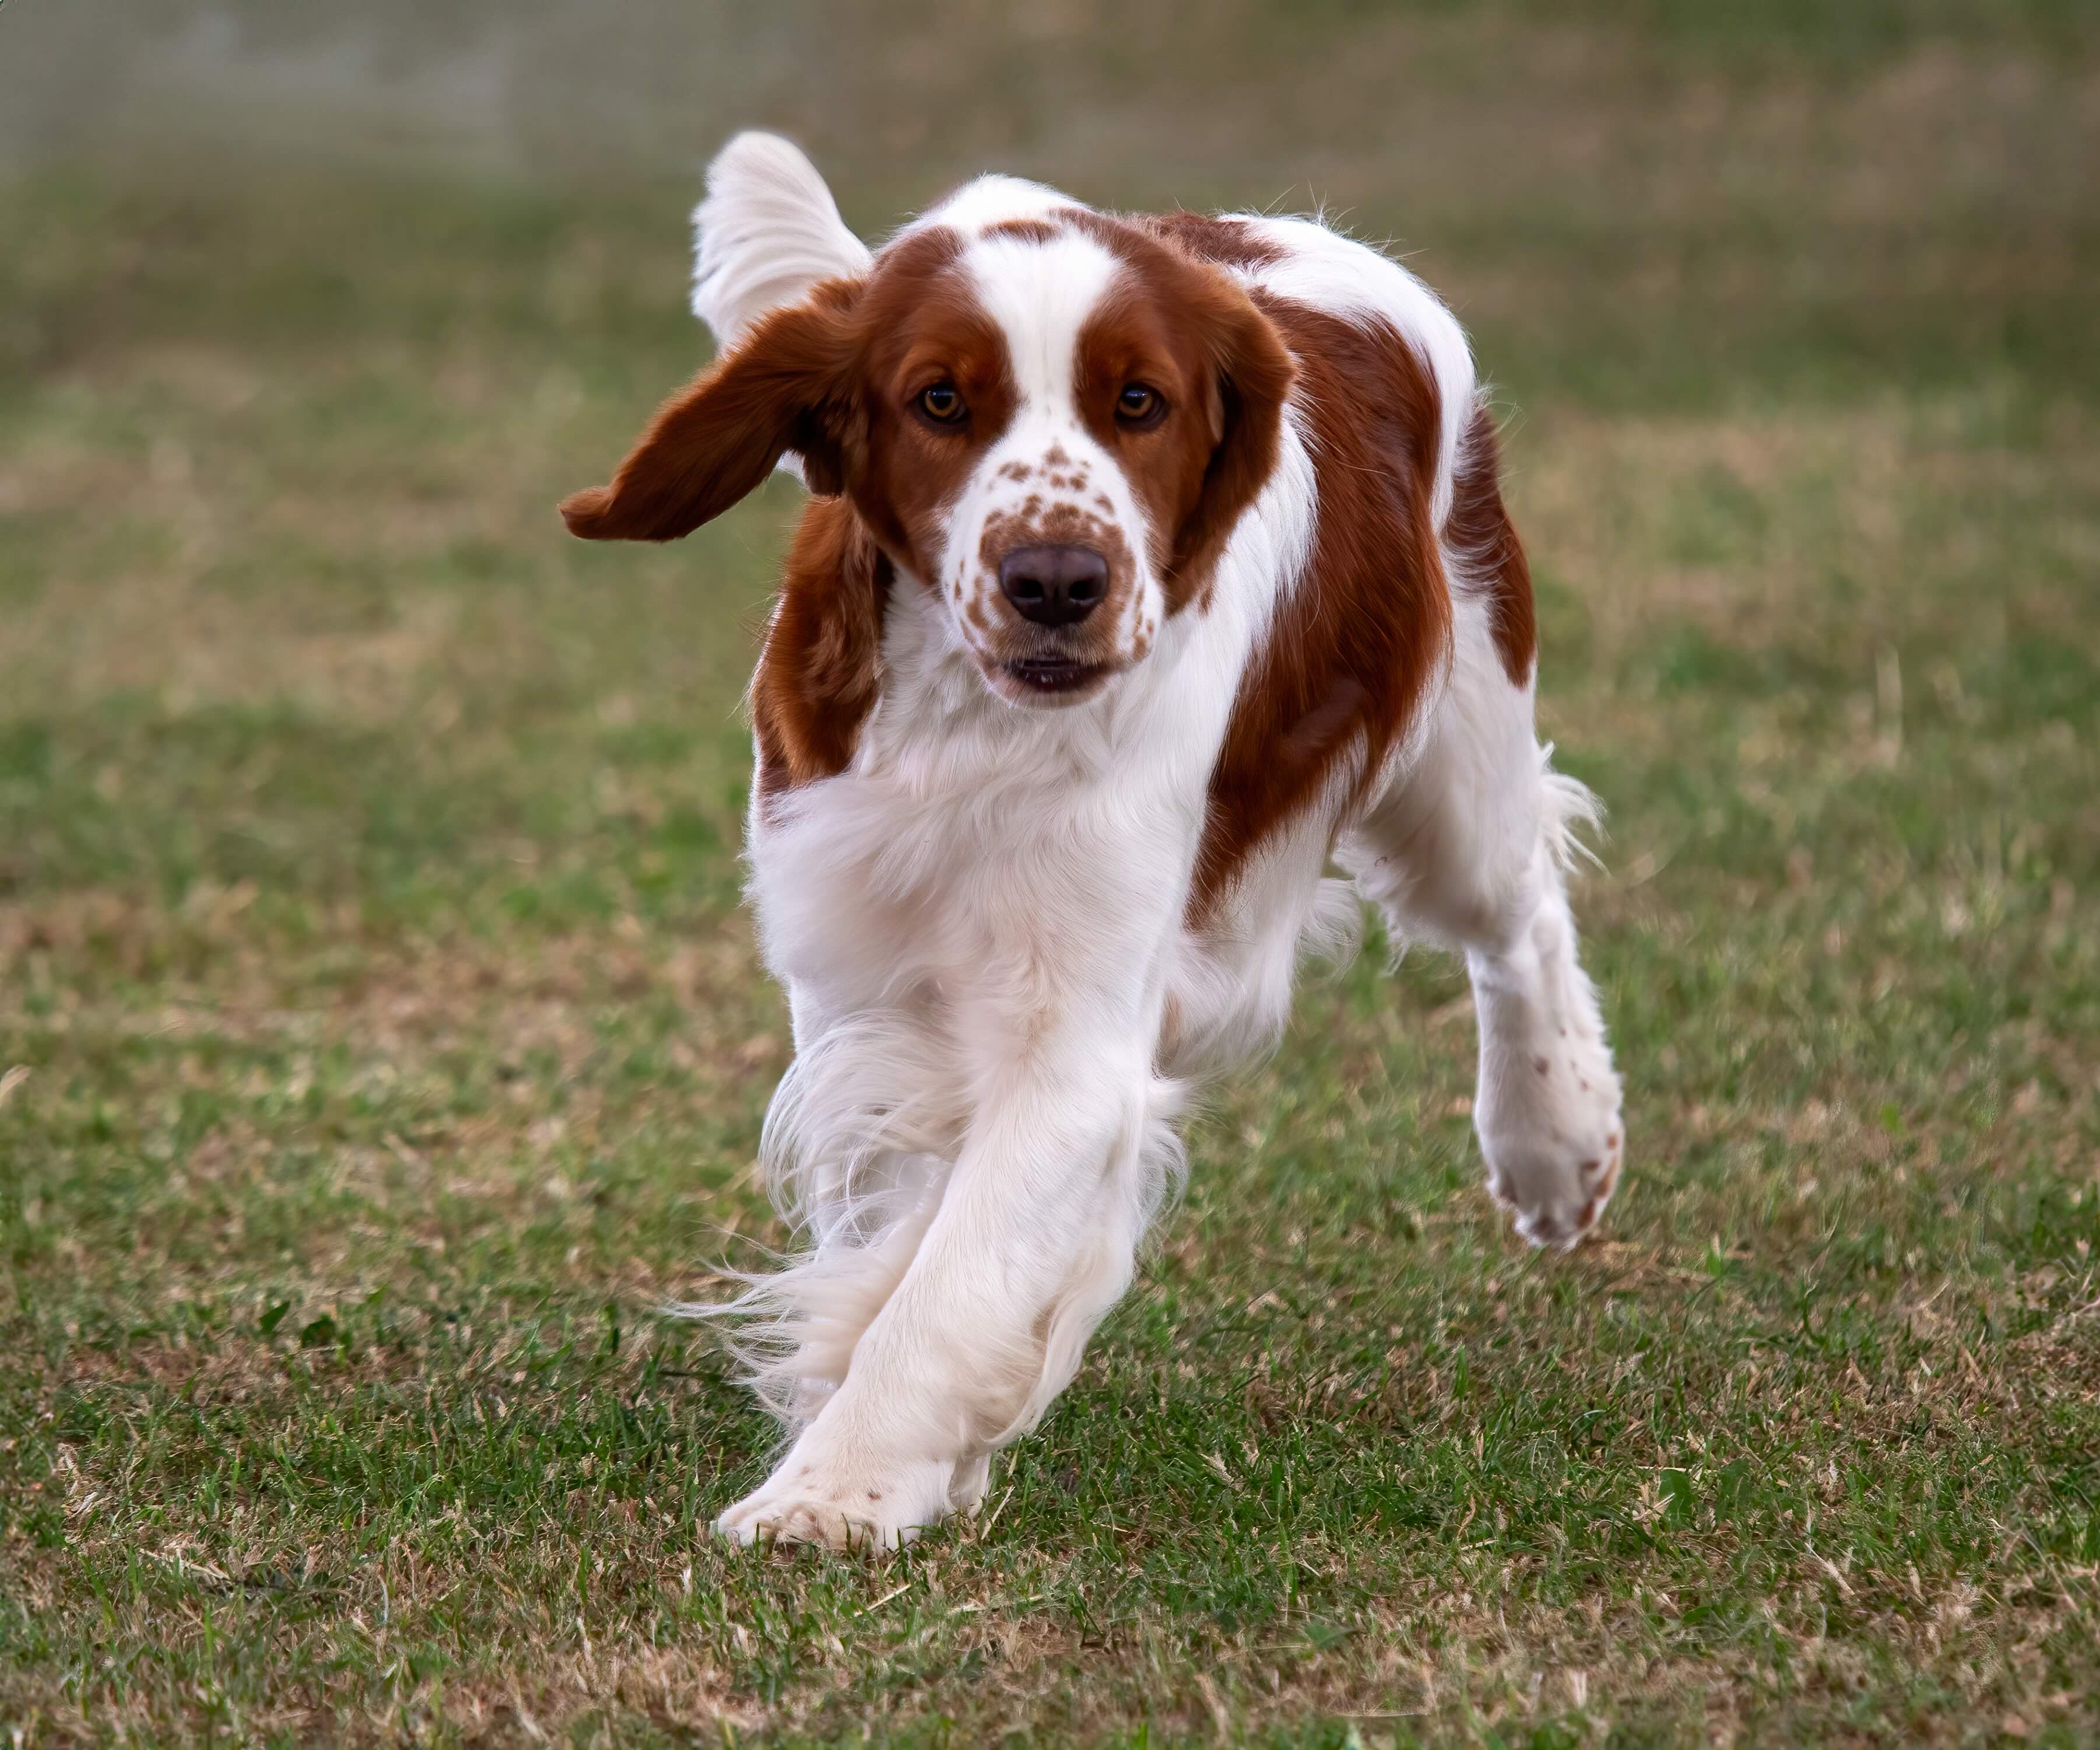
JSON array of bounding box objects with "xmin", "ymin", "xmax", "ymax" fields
[
  {"xmin": 919, "ymin": 383, "xmax": 966, "ymax": 423},
  {"xmin": 1116, "ymin": 383, "xmax": 1161, "ymax": 424}
]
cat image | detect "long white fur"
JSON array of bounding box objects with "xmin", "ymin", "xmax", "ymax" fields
[
  {"xmin": 691, "ymin": 131, "xmax": 873, "ymax": 349},
  {"xmin": 685, "ymin": 137, "xmax": 1623, "ymax": 1549}
]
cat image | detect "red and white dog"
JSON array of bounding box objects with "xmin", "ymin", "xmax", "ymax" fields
[{"xmin": 563, "ymin": 134, "xmax": 1624, "ymax": 1548}]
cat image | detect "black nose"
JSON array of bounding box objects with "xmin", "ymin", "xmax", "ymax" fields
[{"xmin": 998, "ymin": 544, "xmax": 1109, "ymax": 626}]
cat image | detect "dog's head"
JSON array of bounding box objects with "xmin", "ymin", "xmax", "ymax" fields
[{"xmin": 562, "ymin": 136, "xmax": 1294, "ymax": 708}]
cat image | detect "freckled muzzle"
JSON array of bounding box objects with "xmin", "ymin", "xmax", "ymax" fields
[
  {"xmin": 977, "ymin": 520, "xmax": 1138, "ymax": 702},
  {"xmin": 962, "ymin": 452, "xmax": 1153, "ymax": 706}
]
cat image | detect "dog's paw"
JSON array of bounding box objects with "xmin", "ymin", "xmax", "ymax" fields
[
  {"xmin": 1476, "ymin": 1027, "xmax": 1624, "ymax": 1251},
  {"xmin": 948, "ymin": 1451, "xmax": 992, "ymax": 1517},
  {"xmin": 714, "ymin": 1447, "xmax": 962, "ymax": 1553}
]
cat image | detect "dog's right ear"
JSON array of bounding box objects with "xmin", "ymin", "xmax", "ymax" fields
[{"xmin": 561, "ymin": 283, "xmax": 863, "ymax": 542}]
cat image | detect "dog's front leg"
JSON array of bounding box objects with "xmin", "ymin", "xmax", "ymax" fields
[{"xmin": 715, "ymin": 1024, "xmax": 1161, "ymax": 1550}]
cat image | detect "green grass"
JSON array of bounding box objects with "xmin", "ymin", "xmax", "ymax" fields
[{"xmin": 3, "ymin": 4, "xmax": 2099, "ymax": 1744}]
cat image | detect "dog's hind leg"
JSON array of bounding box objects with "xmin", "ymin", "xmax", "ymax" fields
[{"xmin": 1338, "ymin": 588, "xmax": 1623, "ymax": 1249}]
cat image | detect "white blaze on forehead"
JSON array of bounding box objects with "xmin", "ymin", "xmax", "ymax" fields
[
  {"xmin": 963, "ymin": 231, "xmax": 1124, "ymax": 418},
  {"xmin": 939, "ymin": 228, "xmax": 1163, "ymax": 674},
  {"xmin": 912, "ymin": 173, "xmax": 1079, "ymax": 239}
]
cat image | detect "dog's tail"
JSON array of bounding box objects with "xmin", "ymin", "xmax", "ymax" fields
[{"xmin": 691, "ymin": 132, "xmax": 873, "ymax": 353}]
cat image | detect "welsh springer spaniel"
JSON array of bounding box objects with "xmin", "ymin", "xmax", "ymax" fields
[{"xmin": 563, "ymin": 134, "xmax": 1625, "ymax": 1549}]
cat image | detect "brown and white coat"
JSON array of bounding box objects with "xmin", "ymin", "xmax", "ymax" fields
[{"xmin": 563, "ymin": 133, "xmax": 1625, "ymax": 1549}]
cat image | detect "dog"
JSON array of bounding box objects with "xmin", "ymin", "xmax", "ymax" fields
[{"xmin": 561, "ymin": 132, "xmax": 1624, "ymax": 1549}]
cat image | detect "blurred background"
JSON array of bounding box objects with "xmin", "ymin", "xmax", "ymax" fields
[
  {"xmin": 5, "ymin": 0, "xmax": 2093, "ymax": 908},
  {"xmin": 8, "ymin": 2, "xmax": 2095, "ymax": 375},
  {"xmin": 4, "ymin": 4, "xmax": 2098, "ymax": 1742}
]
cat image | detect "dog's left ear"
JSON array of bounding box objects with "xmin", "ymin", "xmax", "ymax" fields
[
  {"xmin": 561, "ymin": 282, "xmax": 863, "ymax": 542},
  {"xmin": 1169, "ymin": 281, "xmax": 1295, "ymax": 586}
]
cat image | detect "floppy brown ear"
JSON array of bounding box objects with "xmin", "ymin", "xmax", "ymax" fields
[
  {"xmin": 1170, "ymin": 285, "xmax": 1294, "ymax": 585},
  {"xmin": 560, "ymin": 285, "xmax": 863, "ymax": 542}
]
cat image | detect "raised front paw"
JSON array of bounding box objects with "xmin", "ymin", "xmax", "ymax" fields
[
  {"xmin": 1477, "ymin": 1028, "xmax": 1625, "ymax": 1251},
  {"xmin": 714, "ymin": 1446, "xmax": 967, "ymax": 1552}
]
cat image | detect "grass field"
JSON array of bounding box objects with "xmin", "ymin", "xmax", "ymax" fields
[{"xmin": 4, "ymin": 4, "xmax": 2099, "ymax": 1744}]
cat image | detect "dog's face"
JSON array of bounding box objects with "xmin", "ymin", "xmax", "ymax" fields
[{"xmin": 563, "ymin": 200, "xmax": 1293, "ymax": 710}]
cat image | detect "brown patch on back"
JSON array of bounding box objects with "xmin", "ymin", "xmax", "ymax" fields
[
  {"xmin": 1448, "ymin": 402, "xmax": 1536, "ymax": 684},
  {"xmin": 983, "ymin": 218, "xmax": 1061, "ymax": 244},
  {"xmin": 1143, "ymin": 211, "xmax": 1285, "ymax": 271},
  {"xmin": 751, "ymin": 496, "xmax": 891, "ymax": 800},
  {"xmin": 1188, "ymin": 298, "xmax": 1454, "ymax": 925}
]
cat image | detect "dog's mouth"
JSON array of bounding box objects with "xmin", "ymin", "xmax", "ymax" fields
[{"xmin": 1000, "ymin": 655, "xmax": 1112, "ymax": 699}]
